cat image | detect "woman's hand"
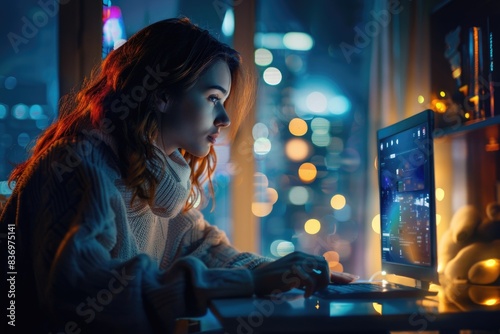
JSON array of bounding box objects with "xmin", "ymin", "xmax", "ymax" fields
[
  {"xmin": 330, "ymin": 271, "xmax": 360, "ymax": 284},
  {"xmin": 252, "ymin": 251, "xmax": 330, "ymax": 298}
]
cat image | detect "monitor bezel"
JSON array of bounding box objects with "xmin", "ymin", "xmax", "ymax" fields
[{"xmin": 376, "ymin": 109, "xmax": 439, "ymax": 285}]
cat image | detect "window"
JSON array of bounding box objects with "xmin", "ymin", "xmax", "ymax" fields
[
  {"xmin": 252, "ymin": 0, "xmax": 371, "ymax": 275},
  {"xmin": 0, "ymin": 1, "xmax": 59, "ymax": 198}
]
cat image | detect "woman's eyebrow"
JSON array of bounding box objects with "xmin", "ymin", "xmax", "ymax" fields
[{"xmin": 205, "ymin": 85, "xmax": 228, "ymax": 95}]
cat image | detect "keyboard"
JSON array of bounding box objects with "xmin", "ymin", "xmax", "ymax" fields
[{"xmin": 315, "ymin": 281, "xmax": 438, "ymax": 300}]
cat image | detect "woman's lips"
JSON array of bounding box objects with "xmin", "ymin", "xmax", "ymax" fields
[{"xmin": 208, "ymin": 133, "xmax": 218, "ymax": 144}]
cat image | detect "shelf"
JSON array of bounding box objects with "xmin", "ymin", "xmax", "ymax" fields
[{"xmin": 434, "ymin": 115, "xmax": 500, "ymax": 138}]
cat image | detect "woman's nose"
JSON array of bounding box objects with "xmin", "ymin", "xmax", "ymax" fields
[{"xmin": 215, "ymin": 103, "xmax": 231, "ymax": 128}]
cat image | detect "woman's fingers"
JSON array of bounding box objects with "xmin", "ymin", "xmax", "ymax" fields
[
  {"xmin": 252, "ymin": 252, "xmax": 343, "ymax": 298},
  {"xmin": 291, "ymin": 263, "xmax": 316, "ymax": 298},
  {"xmin": 289, "ymin": 255, "xmax": 329, "ymax": 297},
  {"xmin": 314, "ymin": 257, "xmax": 330, "ymax": 289},
  {"xmin": 330, "ymin": 271, "xmax": 360, "ymax": 284}
]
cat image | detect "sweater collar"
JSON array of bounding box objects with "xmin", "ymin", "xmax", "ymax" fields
[
  {"xmin": 149, "ymin": 148, "xmax": 191, "ymax": 217},
  {"xmin": 82, "ymin": 128, "xmax": 192, "ymax": 218}
]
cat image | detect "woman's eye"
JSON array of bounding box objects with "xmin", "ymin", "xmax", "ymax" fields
[{"xmin": 208, "ymin": 95, "xmax": 220, "ymax": 105}]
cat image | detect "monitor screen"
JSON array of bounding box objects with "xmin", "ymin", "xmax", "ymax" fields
[{"xmin": 377, "ymin": 109, "xmax": 438, "ymax": 284}]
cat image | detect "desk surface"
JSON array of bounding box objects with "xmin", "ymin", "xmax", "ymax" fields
[{"xmin": 210, "ymin": 283, "xmax": 500, "ymax": 333}]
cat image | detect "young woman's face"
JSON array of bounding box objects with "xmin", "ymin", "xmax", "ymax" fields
[{"xmin": 157, "ymin": 60, "xmax": 232, "ymax": 157}]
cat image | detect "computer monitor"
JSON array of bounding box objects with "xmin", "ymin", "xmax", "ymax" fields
[{"xmin": 377, "ymin": 109, "xmax": 438, "ymax": 286}]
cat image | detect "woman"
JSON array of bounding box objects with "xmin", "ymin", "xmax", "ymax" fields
[{"xmin": 0, "ymin": 18, "xmax": 355, "ymax": 333}]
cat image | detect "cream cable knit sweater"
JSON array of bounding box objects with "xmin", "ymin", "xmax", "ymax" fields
[{"xmin": 0, "ymin": 130, "xmax": 268, "ymax": 333}]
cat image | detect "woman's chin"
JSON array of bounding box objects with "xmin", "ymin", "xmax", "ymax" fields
[{"xmin": 186, "ymin": 147, "xmax": 211, "ymax": 158}]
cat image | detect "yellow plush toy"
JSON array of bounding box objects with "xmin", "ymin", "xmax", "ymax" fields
[
  {"xmin": 439, "ymin": 202, "xmax": 500, "ymax": 306},
  {"xmin": 438, "ymin": 205, "xmax": 481, "ymax": 271}
]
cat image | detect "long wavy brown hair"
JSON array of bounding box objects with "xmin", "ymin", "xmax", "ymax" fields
[{"xmin": 9, "ymin": 17, "xmax": 255, "ymax": 211}]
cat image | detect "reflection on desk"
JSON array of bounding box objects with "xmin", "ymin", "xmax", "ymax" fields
[
  {"xmin": 441, "ymin": 279, "xmax": 500, "ymax": 311},
  {"xmin": 210, "ymin": 285, "xmax": 500, "ymax": 334}
]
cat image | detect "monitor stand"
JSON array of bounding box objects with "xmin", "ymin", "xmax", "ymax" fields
[
  {"xmin": 383, "ymin": 274, "xmax": 433, "ymax": 291},
  {"xmin": 414, "ymin": 279, "xmax": 431, "ymax": 290}
]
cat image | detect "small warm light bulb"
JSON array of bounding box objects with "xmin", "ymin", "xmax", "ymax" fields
[
  {"xmin": 289, "ymin": 118, "xmax": 308, "ymax": 136},
  {"xmin": 304, "ymin": 219, "xmax": 321, "ymax": 234},
  {"xmin": 417, "ymin": 95, "xmax": 425, "ymax": 104},
  {"xmin": 439, "ymin": 91, "xmax": 446, "ymax": 97},
  {"xmin": 469, "ymin": 95, "xmax": 479, "ymax": 104},
  {"xmin": 251, "ymin": 202, "xmax": 273, "ymax": 217},
  {"xmin": 436, "ymin": 188, "xmax": 445, "ymax": 201},
  {"xmin": 435, "ymin": 101, "xmax": 447, "ymax": 113},
  {"xmin": 298, "ymin": 162, "xmax": 317, "ymax": 183},
  {"xmin": 485, "ymin": 259, "xmax": 498, "ymax": 267},
  {"xmin": 323, "ymin": 251, "xmax": 340, "ymax": 264},
  {"xmin": 484, "ymin": 299, "xmax": 498, "ymax": 306},
  {"xmin": 285, "ymin": 138, "xmax": 310, "ymax": 162},
  {"xmin": 330, "ymin": 194, "xmax": 346, "ymax": 210},
  {"xmin": 452, "ymin": 67, "xmax": 462, "ymax": 78}
]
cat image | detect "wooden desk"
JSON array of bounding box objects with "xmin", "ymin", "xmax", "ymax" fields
[{"xmin": 210, "ymin": 285, "xmax": 500, "ymax": 334}]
